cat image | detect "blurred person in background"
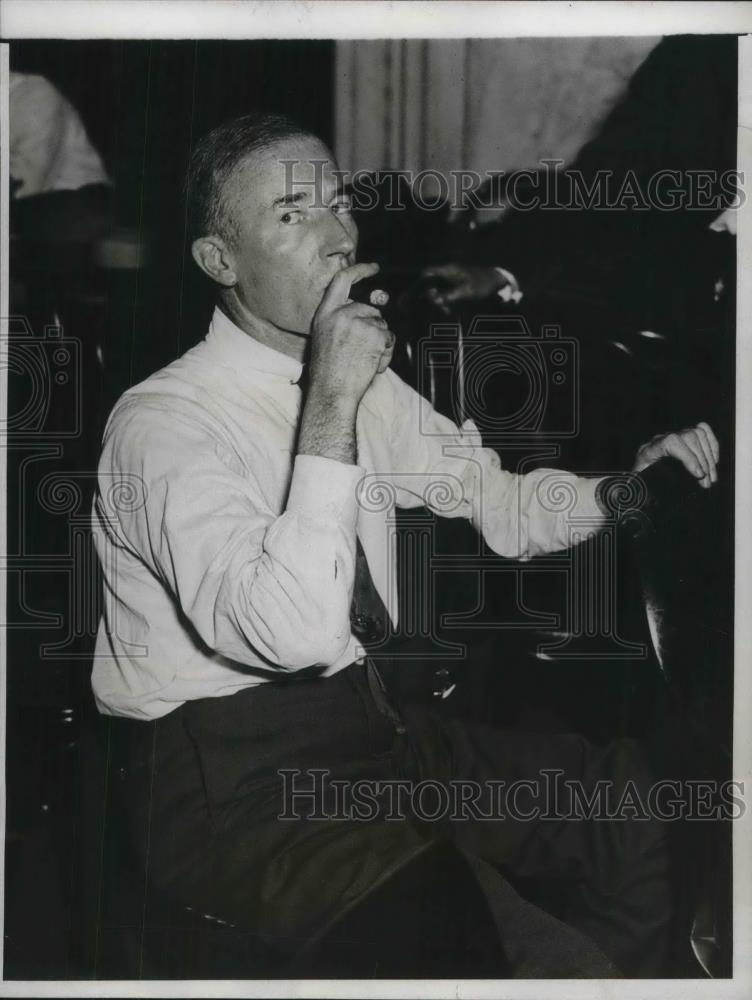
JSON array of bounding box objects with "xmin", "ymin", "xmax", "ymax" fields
[
  {"xmin": 419, "ymin": 35, "xmax": 736, "ymax": 480},
  {"xmin": 9, "ymin": 70, "xmax": 113, "ymax": 243}
]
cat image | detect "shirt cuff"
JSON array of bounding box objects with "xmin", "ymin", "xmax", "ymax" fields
[
  {"xmin": 286, "ymin": 454, "xmax": 364, "ymax": 528},
  {"xmin": 593, "ymin": 473, "xmax": 645, "ymax": 519},
  {"xmin": 577, "ymin": 475, "xmax": 610, "ymax": 521},
  {"xmin": 494, "ymin": 266, "xmax": 523, "ymax": 303}
]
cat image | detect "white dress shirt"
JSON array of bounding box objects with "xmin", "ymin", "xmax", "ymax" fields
[{"xmin": 91, "ymin": 307, "xmax": 606, "ymax": 720}]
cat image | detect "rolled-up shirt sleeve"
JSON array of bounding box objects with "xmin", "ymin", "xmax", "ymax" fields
[
  {"xmin": 96, "ymin": 402, "xmax": 361, "ymax": 671},
  {"xmin": 383, "ymin": 370, "xmax": 606, "ymax": 559}
]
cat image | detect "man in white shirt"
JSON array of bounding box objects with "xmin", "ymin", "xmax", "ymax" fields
[{"xmin": 92, "ymin": 112, "xmax": 719, "ymax": 977}]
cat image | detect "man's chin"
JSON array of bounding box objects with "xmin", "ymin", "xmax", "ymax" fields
[{"xmin": 267, "ymin": 309, "xmax": 315, "ymax": 338}]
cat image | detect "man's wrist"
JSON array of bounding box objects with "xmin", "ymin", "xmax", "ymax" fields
[
  {"xmin": 305, "ymin": 381, "xmax": 361, "ymax": 418},
  {"xmin": 298, "ymin": 383, "xmax": 360, "ymax": 465}
]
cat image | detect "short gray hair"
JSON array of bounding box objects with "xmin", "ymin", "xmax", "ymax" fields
[{"xmin": 185, "ymin": 111, "xmax": 313, "ymax": 242}]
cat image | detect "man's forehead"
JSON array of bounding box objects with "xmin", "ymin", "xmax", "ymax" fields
[{"xmin": 232, "ymin": 138, "xmax": 342, "ymax": 205}]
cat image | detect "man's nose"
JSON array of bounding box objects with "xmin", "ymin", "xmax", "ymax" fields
[{"xmin": 320, "ymin": 211, "xmax": 357, "ymax": 258}]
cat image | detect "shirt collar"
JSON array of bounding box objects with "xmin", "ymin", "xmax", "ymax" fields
[{"xmin": 204, "ymin": 306, "xmax": 304, "ymax": 384}]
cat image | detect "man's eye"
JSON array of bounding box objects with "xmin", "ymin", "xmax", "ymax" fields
[
  {"xmin": 332, "ymin": 198, "xmax": 352, "ymax": 215},
  {"xmin": 280, "ymin": 210, "xmax": 302, "ymax": 224}
]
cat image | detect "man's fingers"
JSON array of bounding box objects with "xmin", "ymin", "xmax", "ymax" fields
[
  {"xmin": 321, "ymin": 262, "xmax": 380, "ymax": 310},
  {"xmin": 634, "ymin": 424, "xmax": 721, "ymax": 487},
  {"xmin": 682, "ymin": 430, "xmax": 713, "ymax": 486},
  {"xmin": 692, "ymin": 427, "xmax": 718, "ymax": 483},
  {"xmin": 338, "ymin": 300, "xmax": 393, "ymax": 341},
  {"xmin": 339, "ymin": 301, "xmax": 387, "ymax": 324},
  {"xmin": 681, "ymin": 426, "xmax": 718, "ymax": 484},
  {"xmin": 697, "ymin": 421, "xmax": 720, "ymax": 464},
  {"xmin": 661, "ymin": 432, "xmax": 709, "ymax": 486}
]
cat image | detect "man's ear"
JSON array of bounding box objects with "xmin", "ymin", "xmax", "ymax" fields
[{"xmin": 191, "ymin": 235, "xmax": 237, "ymax": 287}]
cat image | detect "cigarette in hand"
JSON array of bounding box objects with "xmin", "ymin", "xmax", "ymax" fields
[{"xmin": 369, "ymin": 288, "xmax": 390, "ymax": 307}]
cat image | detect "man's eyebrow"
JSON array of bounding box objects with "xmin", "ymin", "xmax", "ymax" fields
[{"xmin": 272, "ymin": 191, "xmax": 307, "ymax": 208}]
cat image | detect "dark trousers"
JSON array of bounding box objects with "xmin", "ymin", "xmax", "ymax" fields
[{"xmin": 110, "ymin": 659, "xmax": 673, "ymax": 978}]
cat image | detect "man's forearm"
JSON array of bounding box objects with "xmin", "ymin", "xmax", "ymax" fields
[
  {"xmin": 297, "ymin": 385, "xmax": 360, "ymax": 466},
  {"xmin": 297, "ymin": 260, "xmax": 391, "ymax": 465}
]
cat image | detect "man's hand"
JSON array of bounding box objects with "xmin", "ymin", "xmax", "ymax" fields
[
  {"xmin": 421, "ymin": 263, "xmax": 511, "ymax": 312},
  {"xmin": 308, "ymin": 262, "xmax": 395, "ymax": 405},
  {"xmin": 298, "ymin": 262, "xmax": 394, "ymax": 466},
  {"xmin": 633, "ymin": 422, "xmax": 720, "ymax": 488}
]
